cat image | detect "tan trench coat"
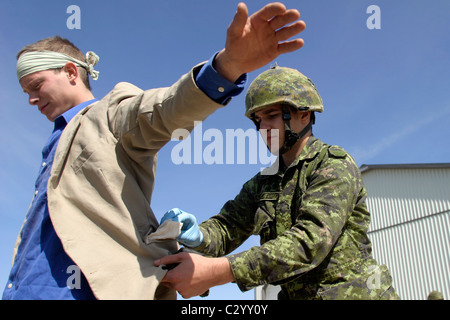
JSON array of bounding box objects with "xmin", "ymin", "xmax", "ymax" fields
[{"xmin": 13, "ymin": 63, "xmax": 224, "ymax": 299}]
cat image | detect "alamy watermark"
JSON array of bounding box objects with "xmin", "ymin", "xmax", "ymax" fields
[
  {"xmin": 66, "ymin": 5, "xmax": 81, "ymax": 30},
  {"xmin": 66, "ymin": 265, "xmax": 81, "ymax": 290},
  {"xmin": 367, "ymin": 5, "xmax": 381, "ymax": 30},
  {"xmin": 170, "ymin": 121, "xmax": 279, "ymax": 175},
  {"xmin": 66, "ymin": 4, "xmax": 381, "ymax": 31},
  {"xmin": 366, "ymin": 265, "xmax": 382, "ymax": 290}
]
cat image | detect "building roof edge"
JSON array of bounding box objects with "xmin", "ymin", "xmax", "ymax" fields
[{"xmin": 360, "ymin": 163, "xmax": 450, "ymax": 173}]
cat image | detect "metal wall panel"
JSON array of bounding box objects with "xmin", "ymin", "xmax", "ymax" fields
[
  {"xmin": 364, "ymin": 168, "xmax": 450, "ymax": 231},
  {"xmin": 368, "ymin": 211, "xmax": 449, "ymax": 300},
  {"xmin": 363, "ymin": 166, "xmax": 450, "ymax": 300}
]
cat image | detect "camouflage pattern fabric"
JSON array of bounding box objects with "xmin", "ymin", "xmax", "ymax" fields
[
  {"xmin": 245, "ymin": 66, "xmax": 324, "ymax": 118},
  {"xmin": 428, "ymin": 291, "xmax": 444, "ymax": 300},
  {"xmin": 194, "ymin": 136, "xmax": 399, "ymax": 300}
]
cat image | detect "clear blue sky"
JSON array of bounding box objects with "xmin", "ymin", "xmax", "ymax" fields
[{"xmin": 1, "ymin": 0, "xmax": 449, "ymax": 300}]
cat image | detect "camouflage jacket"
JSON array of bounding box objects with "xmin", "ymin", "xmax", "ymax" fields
[{"xmin": 195, "ymin": 136, "xmax": 399, "ymax": 300}]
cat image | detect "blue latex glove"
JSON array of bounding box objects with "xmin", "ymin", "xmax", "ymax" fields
[{"xmin": 160, "ymin": 208, "xmax": 203, "ymax": 247}]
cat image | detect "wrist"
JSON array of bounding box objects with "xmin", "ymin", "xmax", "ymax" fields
[
  {"xmin": 212, "ymin": 257, "xmax": 235, "ymax": 286},
  {"xmin": 183, "ymin": 230, "xmax": 203, "ymax": 248},
  {"xmin": 213, "ymin": 49, "xmax": 244, "ymax": 83}
]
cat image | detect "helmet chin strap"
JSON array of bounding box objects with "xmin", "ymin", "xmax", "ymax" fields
[
  {"xmin": 251, "ymin": 105, "xmax": 312, "ymax": 155},
  {"xmin": 278, "ymin": 105, "xmax": 312, "ymax": 155}
]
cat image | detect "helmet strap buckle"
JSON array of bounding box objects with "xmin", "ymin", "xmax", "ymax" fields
[{"xmin": 279, "ymin": 105, "xmax": 313, "ymax": 154}]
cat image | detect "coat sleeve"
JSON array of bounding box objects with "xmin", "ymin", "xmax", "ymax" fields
[
  {"xmin": 226, "ymin": 152, "xmax": 364, "ymax": 291},
  {"xmin": 106, "ymin": 63, "xmax": 225, "ymax": 163}
]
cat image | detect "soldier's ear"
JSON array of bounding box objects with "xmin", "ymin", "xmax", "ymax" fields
[{"xmin": 299, "ymin": 111, "xmax": 311, "ymax": 124}]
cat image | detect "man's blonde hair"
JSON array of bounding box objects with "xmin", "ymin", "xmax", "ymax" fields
[{"xmin": 17, "ymin": 36, "xmax": 91, "ymax": 90}]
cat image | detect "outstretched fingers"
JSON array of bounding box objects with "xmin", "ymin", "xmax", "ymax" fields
[
  {"xmin": 269, "ymin": 8, "xmax": 301, "ymax": 31},
  {"xmin": 228, "ymin": 2, "xmax": 248, "ymax": 38},
  {"xmin": 277, "ymin": 38, "xmax": 305, "ymax": 54},
  {"xmin": 275, "ymin": 20, "xmax": 306, "ymax": 42},
  {"xmin": 254, "ymin": 2, "xmax": 288, "ymax": 21}
]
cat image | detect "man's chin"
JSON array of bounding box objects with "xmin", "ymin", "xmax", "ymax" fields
[{"xmin": 266, "ymin": 144, "xmax": 281, "ymax": 156}]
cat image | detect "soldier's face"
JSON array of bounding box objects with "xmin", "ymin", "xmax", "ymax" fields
[
  {"xmin": 254, "ymin": 105, "xmax": 285, "ymax": 153},
  {"xmin": 254, "ymin": 104, "xmax": 311, "ymax": 154}
]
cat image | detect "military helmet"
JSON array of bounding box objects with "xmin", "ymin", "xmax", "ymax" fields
[
  {"xmin": 245, "ymin": 65, "xmax": 324, "ymax": 118},
  {"xmin": 428, "ymin": 291, "xmax": 444, "ymax": 300}
]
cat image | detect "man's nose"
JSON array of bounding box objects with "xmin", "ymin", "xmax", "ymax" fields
[
  {"xmin": 28, "ymin": 93, "xmax": 39, "ymax": 105},
  {"xmin": 259, "ymin": 120, "xmax": 271, "ymax": 130}
]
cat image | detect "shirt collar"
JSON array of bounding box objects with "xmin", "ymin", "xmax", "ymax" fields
[
  {"xmin": 54, "ymin": 98, "xmax": 98, "ymax": 130},
  {"xmin": 289, "ymin": 135, "xmax": 321, "ymax": 167}
]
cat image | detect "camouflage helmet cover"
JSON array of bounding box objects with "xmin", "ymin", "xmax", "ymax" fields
[
  {"xmin": 427, "ymin": 291, "xmax": 444, "ymax": 300},
  {"xmin": 245, "ymin": 66, "xmax": 324, "ymax": 118}
]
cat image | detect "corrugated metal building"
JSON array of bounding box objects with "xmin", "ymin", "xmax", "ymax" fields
[
  {"xmin": 361, "ymin": 163, "xmax": 449, "ymax": 300},
  {"xmin": 255, "ymin": 163, "xmax": 450, "ymax": 300}
]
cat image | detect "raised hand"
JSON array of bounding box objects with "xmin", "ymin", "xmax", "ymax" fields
[{"xmin": 214, "ymin": 2, "xmax": 306, "ymax": 82}]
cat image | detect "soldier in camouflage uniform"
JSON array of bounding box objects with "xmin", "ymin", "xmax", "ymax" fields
[{"xmin": 156, "ymin": 66, "xmax": 400, "ymax": 300}]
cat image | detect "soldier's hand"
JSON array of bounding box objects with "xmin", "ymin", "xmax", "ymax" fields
[
  {"xmin": 160, "ymin": 208, "xmax": 203, "ymax": 247},
  {"xmin": 155, "ymin": 253, "xmax": 234, "ymax": 299}
]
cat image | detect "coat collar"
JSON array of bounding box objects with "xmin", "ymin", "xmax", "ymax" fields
[{"xmin": 49, "ymin": 101, "xmax": 97, "ymax": 188}]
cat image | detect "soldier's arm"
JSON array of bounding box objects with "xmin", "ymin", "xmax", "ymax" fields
[
  {"xmin": 193, "ymin": 178, "xmax": 259, "ymax": 257},
  {"xmin": 227, "ymin": 154, "xmax": 362, "ymax": 291}
]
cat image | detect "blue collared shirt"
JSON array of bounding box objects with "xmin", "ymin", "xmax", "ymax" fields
[
  {"xmin": 3, "ymin": 99, "xmax": 98, "ymax": 300},
  {"xmin": 2, "ymin": 58, "xmax": 245, "ymax": 300}
]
